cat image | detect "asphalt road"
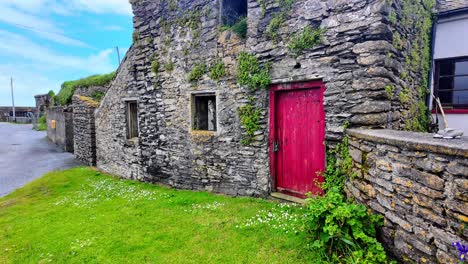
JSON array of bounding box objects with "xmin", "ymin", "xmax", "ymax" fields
[{"xmin": 0, "ymin": 123, "xmax": 81, "ymax": 197}]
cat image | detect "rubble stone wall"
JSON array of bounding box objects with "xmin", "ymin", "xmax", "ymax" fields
[
  {"xmin": 346, "ymin": 129, "xmax": 467, "ymax": 264},
  {"xmin": 73, "ymin": 96, "xmax": 98, "ymax": 166}
]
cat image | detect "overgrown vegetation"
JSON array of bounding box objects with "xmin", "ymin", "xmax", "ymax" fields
[
  {"xmin": 0, "ymin": 168, "xmax": 310, "ymax": 263},
  {"xmin": 36, "ymin": 114, "xmax": 47, "ymax": 131},
  {"xmin": 164, "ymin": 61, "xmax": 175, "ymax": 72},
  {"xmin": 389, "ymin": 0, "xmax": 436, "ymax": 132},
  {"xmin": 221, "ymin": 17, "xmax": 248, "ymax": 39},
  {"xmin": 237, "ymin": 52, "xmax": 271, "ymax": 90},
  {"xmin": 209, "ymin": 59, "xmax": 227, "ymax": 81},
  {"xmin": 55, "ymin": 72, "xmax": 115, "ymax": 105},
  {"xmin": 91, "ymin": 91, "xmax": 105, "ymax": 102},
  {"xmin": 287, "ymin": 26, "xmax": 325, "ymax": 57},
  {"xmin": 264, "ymin": 0, "xmax": 295, "ymax": 42},
  {"xmin": 48, "ymin": 90, "xmax": 56, "ymax": 107},
  {"xmin": 301, "ymin": 133, "xmax": 392, "ymax": 263},
  {"xmin": 238, "ymin": 99, "xmax": 261, "ymax": 145},
  {"xmin": 188, "ymin": 63, "xmax": 207, "ymax": 82}
]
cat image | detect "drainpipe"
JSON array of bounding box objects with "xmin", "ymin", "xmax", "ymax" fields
[{"xmin": 427, "ymin": 17, "xmax": 437, "ymax": 110}]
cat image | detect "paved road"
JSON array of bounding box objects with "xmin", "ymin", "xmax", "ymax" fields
[{"xmin": 0, "ymin": 123, "xmax": 81, "ymax": 197}]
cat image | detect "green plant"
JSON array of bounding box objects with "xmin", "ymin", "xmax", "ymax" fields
[
  {"xmin": 48, "ymin": 90, "xmax": 56, "ymax": 106},
  {"xmin": 266, "ymin": 14, "xmax": 284, "ymax": 42},
  {"xmin": 398, "ymin": 88, "xmax": 410, "ymax": 104},
  {"xmin": 209, "ymin": 59, "xmax": 227, "ymax": 81},
  {"xmin": 164, "ymin": 61, "xmax": 175, "ymax": 72},
  {"xmin": 36, "ymin": 114, "xmax": 47, "ymax": 131},
  {"xmin": 303, "ymin": 187, "xmax": 389, "ymax": 263},
  {"xmin": 188, "ymin": 63, "xmax": 207, "ymax": 82},
  {"xmin": 91, "ymin": 91, "xmax": 105, "ymax": 102},
  {"xmin": 231, "ymin": 17, "xmax": 248, "ymax": 39},
  {"xmin": 55, "ymin": 72, "xmax": 115, "ymax": 105},
  {"xmin": 287, "ymin": 26, "xmax": 325, "ymax": 57},
  {"xmin": 385, "ymin": 85, "xmax": 395, "ymax": 99},
  {"xmin": 132, "ymin": 31, "xmax": 138, "ymax": 42},
  {"xmin": 151, "ymin": 59, "xmax": 160, "ymax": 75},
  {"xmin": 238, "ymin": 103, "xmax": 261, "ymax": 145},
  {"xmin": 237, "ymin": 52, "xmax": 271, "ymax": 90}
]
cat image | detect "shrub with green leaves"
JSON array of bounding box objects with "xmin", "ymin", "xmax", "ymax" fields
[
  {"xmin": 231, "ymin": 17, "xmax": 247, "ymax": 39},
  {"xmin": 36, "ymin": 114, "xmax": 47, "ymax": 131},
  {"xmin": 55, "ymin": 72, "xmax": 115, "ymax": 105},
  {"xmin": 188, "ymin": 63, "xmax": 207, "ymax": 82},
  {"xmin": 152, "ymin": 59, "xmax": 160, "ymax": 75},
  {"xmin": 287, "ymin": 26, "xmax": 325, "ymax": 57},
  {"xmin": 237, "ymin": 52, "xmax": 271, "ymax": 90},
  {"xmin": 303, "ymin": 187, "xmax": 389, "ymax": 264},
  {"xmin": 209, "ymin": 60, "xmax": 226, "ymax": 81},
  {"xmin": 238, "ymin": 103, "xmax": 261, "ymax": 145}
]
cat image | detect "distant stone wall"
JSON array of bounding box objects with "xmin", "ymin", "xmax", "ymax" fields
[
  {"xmin": 438, "ymin": 0, "xmax": 468, "ymax": 12},
  {"xmin": 46, "ymin": 106, "xmax": 74, "ymax": 152},
  {"xmin": 346, "ymin": 129, "xmax": 467, "ymax": 264},
  {"xmin": 74, "ymin": 86, "xmax": 109, "ymax": 100},
  {"xmin": 73, "ymin": 95, "xmax": 98, "ymax": 166}
]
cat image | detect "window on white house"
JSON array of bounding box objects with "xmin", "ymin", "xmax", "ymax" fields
[
  {"xmin": 192, "ymin": 93, "xmax": 217, "ymax": 131},
  {"xmin": 126, "ymin": 101, "xmax": 139, "ymax": 139},
  {"xmin": 221, "ymin": 0, "xmax": 247, "ymax": 26},
  {"xmin": 434, "ymin": 57, "xmax": 468, "ymax": 109}
]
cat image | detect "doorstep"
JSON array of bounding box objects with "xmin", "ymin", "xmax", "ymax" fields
[{"xmin": 270, "ymin": 192, "xmax": 306, "ymax": 204}]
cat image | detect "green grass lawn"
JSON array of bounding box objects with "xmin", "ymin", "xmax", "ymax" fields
[{"xmin": 0, "ymin": 167, "xmax": 312, "ymax": 263}]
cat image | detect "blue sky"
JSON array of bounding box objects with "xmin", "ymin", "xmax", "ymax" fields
[{"xmin": 0, "ymin": 0, "xmax": 133, "ymax": 106}]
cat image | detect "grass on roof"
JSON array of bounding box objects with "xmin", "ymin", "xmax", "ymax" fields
[{"xmin": 55, "ymin": 72, "xmax": 115, "ymax": 105}]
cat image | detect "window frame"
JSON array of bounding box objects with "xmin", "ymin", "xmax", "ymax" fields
[
  {"xmin": 125, "ymin": 100, "xmax": 139, "ymax": 139},
  {"xmin": 190, "ymin": 91, "xmax": 218, "ymax": 133},
  {"xmin": 434, "ymin": 56, "xmax": 468, "ymax": 109}
]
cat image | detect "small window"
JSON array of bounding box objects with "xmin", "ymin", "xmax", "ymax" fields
[
  {"xmin": 221, "ymin": 0, "xmax": 247, "ymax": 26},
  {"xmin": 126, "ymin": 101, "xmax": 139, "ymax": 139},
  {"xmin": 192, "ymin": 93, "xmax": 217, "ymax": 131},
  {"xmin": 434, "ymin": 57, "xmax": 468, "ymax": 109}
]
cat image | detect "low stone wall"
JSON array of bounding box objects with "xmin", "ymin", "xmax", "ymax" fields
[
  {"xmin": 46, "ymin": 106, "xmax": 74, "ymax": 153},
  {"xmin": 73, "ymin": 96, "xmax": 98, "ymax": 166},
  {"xmin": 346, "ymin": 129, "xmax": 467, "ymax": 264}
]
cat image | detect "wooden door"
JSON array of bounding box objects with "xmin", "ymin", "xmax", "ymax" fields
[{"xmin": 270, "ymin": 81, "xmax": 325, "ymax": 198}]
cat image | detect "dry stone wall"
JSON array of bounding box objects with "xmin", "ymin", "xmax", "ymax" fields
[
  {"xmin": 73, "ymin": 95, "xmax": 98, "ymax": 166},
  {"xmin": 46, "ymin": 106, "xmax": 74, "ymax": 153},
  {"xmin": 346, "ymin": 129, "xmax": 467, "ymax": 264},
  {"xmin": 437, "ymin": 0, "xmax": 468, "ymax": 11}
]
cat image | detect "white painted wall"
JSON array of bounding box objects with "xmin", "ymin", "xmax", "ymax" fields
[{"xmin": 431, "ymin": 13, "xmax": 468, "ymax": 136}]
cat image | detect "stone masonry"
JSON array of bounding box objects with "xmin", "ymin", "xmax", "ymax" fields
[
  {"xmin": 73, "ymin": 95, "xmax": 99, "ymax": 166},
  {"xmin": 95, "ymin": 0, "xmax": 436, "ymax": 196},
  {"xmin": 346, "ymin": 129, "xmax": 467, "ymax": 264}
]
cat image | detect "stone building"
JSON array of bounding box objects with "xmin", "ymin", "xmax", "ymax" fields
[{"xmin": 95, "ymin": 0, "xmax": 437, "ymax": 197}]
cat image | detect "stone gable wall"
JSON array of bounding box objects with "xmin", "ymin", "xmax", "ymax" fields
[
  {"xmin": 96, "ymin": 0, "xmax": 435, "ymax": 196},
  {"xmin": 346, "ymin": 129, "xmax": 467, "ymax": 264}
]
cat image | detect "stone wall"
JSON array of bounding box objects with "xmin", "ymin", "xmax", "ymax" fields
[
  {"xmin": 96, "ymin": 0, "xmax": 436, "ymax": 196},
  {"xmin": 438, "ymin": 0, "xmax": 468, "ymax": 12},
  {"xmin": 46, "ymin": 106, "xmax": 74, "ymax": 152},
  {"xmin": 73, "ymin": 95, "xmax": 98, "ymax": 166},
  {"xmin": 346, "ymin": 129, "xmax": 467, "ymax": 264}
]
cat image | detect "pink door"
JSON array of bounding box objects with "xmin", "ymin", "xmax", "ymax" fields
[{"xmin": 270, "ymin": 81, "xmax": 325, "ymax": 198}]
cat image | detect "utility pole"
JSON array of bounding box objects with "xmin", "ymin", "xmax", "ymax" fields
[
  {"xmin": 115, "ymin": 46, "xmax": 121, "ymax": 65},
  {"xmin": 10, "ymin": 77, "xmax": 16, "ymax": 122}
]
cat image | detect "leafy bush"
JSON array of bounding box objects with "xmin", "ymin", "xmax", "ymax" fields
[
  {"xmin": 209, "ymin": 59, "xmax": 227, "ymax": 81},
  {"xmin": 36, "ymin": 115, "xmax": 47, "ymax": 131},
  {"xmin": 55, "ymin": 72, "xmax": 115, "ymax": 105},
  {"xmin": 238, "ymin": 103, "xmax": 261, "ymax": 145},
  {"xmin": 303, "ymin": 187, "xmax": 389, "ymax": 264},
  {"xmin": 237, "ymin": 52, "xmax": 271, "ymax": 90},
  {"xmin": 152, "ymin": 59, "xmax": 160, "ymax": 75},
  {"xmin": 231, "ymin": 17, "xmax": 247, "ymax": 39},
  {"xmin": 287, "ymin": 26, "xmax": 325, "ymax": 57},
  {"xmin": 188, "ymin": 63, "xmax": 207, "ymax": 82}
]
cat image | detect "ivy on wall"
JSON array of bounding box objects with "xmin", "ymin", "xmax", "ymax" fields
[{"xmin": 388, "ymin": 0, "xmax": 436, "ymax": 132}]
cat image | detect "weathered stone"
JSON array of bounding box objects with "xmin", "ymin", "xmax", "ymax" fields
[{"xmin": 350, "ymin": 101, "xmax": 391, "ymax": 114}]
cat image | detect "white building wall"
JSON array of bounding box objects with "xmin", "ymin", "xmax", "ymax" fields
[{"xmin": 431, "ymin": 13, "xmax": 468, "ymax": 136}]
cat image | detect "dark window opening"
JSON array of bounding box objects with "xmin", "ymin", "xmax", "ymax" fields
[
  {"xmin": 434, "ymin": 57, "xmax": 468, "ymax": 109},
  {"xmin": 192, "ymin": 93, "xmax": 217, "ymax": 131},
  {"xmin": 126, "ymin": 101, "xmax": 139, "ymax": 139},
  {"xmin": 221, "ymin": 0, "xmax": 247, "ymax": 26}
]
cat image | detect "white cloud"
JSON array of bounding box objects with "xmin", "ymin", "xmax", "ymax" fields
[
  {"xmin": 0, "ymin": 4, "xmax": 89, "ymax": 47},
  {"xmin": 0, "ymin": 30, "xmax": 115, "ymax": 73}
]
